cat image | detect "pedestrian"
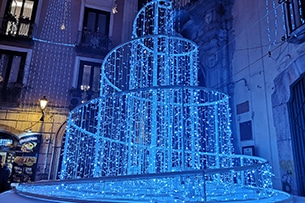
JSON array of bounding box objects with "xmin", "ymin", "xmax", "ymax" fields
[{"xmin": 0, "ymin": 155, "xmax": 10, "ymax": 193}]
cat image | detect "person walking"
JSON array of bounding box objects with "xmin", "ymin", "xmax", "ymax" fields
[{"xmin": 0, "ymin": 155, "xmax": 10, "ymax": 193}]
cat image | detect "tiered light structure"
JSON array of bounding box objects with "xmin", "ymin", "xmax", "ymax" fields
[
  {"xmin": 61, "ymin": 0, "xmax": 234, "ymax": 178},
  {"xmin": 16, "ymin": 1, "xmax": 290, "ymax": 202}
]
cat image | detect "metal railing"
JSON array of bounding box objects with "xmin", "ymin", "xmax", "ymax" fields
[
  {"xmin": 0, "ymin": 17, "xmax": 35, "ymax": 38},
  {"xmin": 279, "ymin": 0, "xmax": 305, "ymax": 41},
  {"xmin": 15, "ymin": 154, "xmax": 291, "ymax": 202},
  {"xmin": 76, "ymin": 30, "xmax": 111, "ymax": 51}
]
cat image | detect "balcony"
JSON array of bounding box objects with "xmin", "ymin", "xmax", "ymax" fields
[
  {"xmin": 75, "ymin": 31, "xmax": 112, "ymax": 57},
  {"xmin": 69, "ymin": 88, "xmax": 99, "ymax": 110},
  {"xmin": 280, "ymin": 0, "xmax": 305, "ymax": 43},
  {"xmin": 0, "ymin": 15, "xmax": 35, "ymax": 46},
  {"xmin": 288, "ymin": 23, "xmax": 305, "ymax": 43}
]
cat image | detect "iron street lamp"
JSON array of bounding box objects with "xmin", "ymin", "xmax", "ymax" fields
[{"xmin": 39, "ymin": 96, "xmax": 48, "ymax": 121}]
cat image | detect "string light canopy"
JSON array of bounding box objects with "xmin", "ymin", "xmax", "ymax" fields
[{"xmin": 16, "ymin": 1, "xmax": 290, "ymax": 202}]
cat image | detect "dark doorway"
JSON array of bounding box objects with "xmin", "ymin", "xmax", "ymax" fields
[{"xmin": 289, "ymin": 74, "xmax": 305, "ymax": 196}]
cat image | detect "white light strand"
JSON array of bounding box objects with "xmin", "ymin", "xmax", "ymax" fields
[
  {"xmin": 281, "ymin": 3, "xmax": 287, "ymax": 39},
  {"xmin": 266, "ymin": 0, "xmax": 272, "ymax": 50},
  {"xmin": 272, "ymin": 0, "xmax": 278, "ymax": 46},
  {"xmin": 298, "ymin": 0, "xmax": 305, "ymax": 24}
]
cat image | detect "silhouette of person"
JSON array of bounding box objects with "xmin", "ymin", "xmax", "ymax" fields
[{"xmin": 0, "ymin": 155, "xmax": 10, "ymax": 193}]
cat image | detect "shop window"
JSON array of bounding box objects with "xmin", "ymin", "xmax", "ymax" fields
[
  {"xmin": 2, "ymin": 0, "xmax": 38, "ymax": 37},
  {"xmin": 0, "ymin": 50, "xmax": 26, "ymax": 103}
]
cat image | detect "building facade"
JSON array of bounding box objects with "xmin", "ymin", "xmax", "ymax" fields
[
  {"xmin": 232, "ymin": 0, "xmax": 305, "ymax": 196},
  {"xmin": 176, "ymin": 0, "xmax": 305, "ymax": 196},
  {"xmin": 181, "ymin": 0, "xmax": 305, "ymax": 196},
  {"xmin": 0, "ymin": 0, "xmax": 137, "ymax": 181}
]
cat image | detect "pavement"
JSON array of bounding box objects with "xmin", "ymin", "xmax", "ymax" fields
[{"xmin": 292, "ymin": 195, "xmax": 305, "ymax": 202}]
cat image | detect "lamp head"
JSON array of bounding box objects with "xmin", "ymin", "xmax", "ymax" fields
[{"xmin": 39, "ymin": 96, "xmax": 48, "ymax": 110}]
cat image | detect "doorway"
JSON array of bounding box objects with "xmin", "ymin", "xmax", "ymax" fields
[{"xmin": 289, "ymin": 74, "xmax": 305, "ymax": 196}]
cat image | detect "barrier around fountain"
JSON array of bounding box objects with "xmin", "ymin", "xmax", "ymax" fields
[{"xmin": 15, "ymin": 154, "xmax": 291, "ymax": 202}]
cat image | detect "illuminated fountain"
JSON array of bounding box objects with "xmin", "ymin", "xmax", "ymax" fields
[{"xmin": 16, "ymin": 1, "xmax": 291, "ymax": 202}]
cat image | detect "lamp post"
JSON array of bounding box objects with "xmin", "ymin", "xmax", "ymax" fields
[
  {"xmin": 39, "ymin": 96, "xmax": 48, "ymax": 121},
  {"xmin": 39, "ymin": 96, "xmax": 50, "ymax": 179}
]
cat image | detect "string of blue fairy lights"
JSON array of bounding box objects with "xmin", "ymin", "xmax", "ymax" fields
[{"xmin": 32, "ymin": 37, "xmax": 75, "ymax": 47}]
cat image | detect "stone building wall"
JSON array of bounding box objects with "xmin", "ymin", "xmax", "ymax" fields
[
  {"xmin": 177, "ymin": 0, "xmax": 234, "ymax": 92},
  {"xmin": 272, "ymin": 44, "xmax": 305, "ymax": 194}
]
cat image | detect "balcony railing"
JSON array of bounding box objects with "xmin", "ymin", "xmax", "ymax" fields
[
  {"xmin": 0, "ymin": 16, "xmax": 35, "ymax": 39},
  {"xmin": 76, "ymin": 31, "xmax": 112, "ymax": 55},
  {"xmin": 69, "ymin": 88, "xmax": 99, "ymax": 110},
  {"xmin": 280, "ymin": 0, "xmax": 305, "ymax": 43}
]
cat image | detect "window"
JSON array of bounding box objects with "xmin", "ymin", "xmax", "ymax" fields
[
  {"xmin": 3, "ymin": 0, "xmax": 38, "ymax": 37},
  {"xmin": 236, "ymin": 101, "xmax": 250, "ymax": 114},
  {"xmin": 280, "ymin": 0, "xmax": 305, "ymax": 35},
  {"xmin": 239, "ymin": 121, "xmax": 253, "ymax": 141},
  {"xmin": 83, "ymin": 8, "xmax": 110, "ymax": 35},
  {"xmin": 0, "ymin": 50, "xmax": 26, "ymax": 102},
  {"xmin": 69, "ymin": 60, "xmax": 101, "ymax": 109},
  {"xmin": 138, "ymin": 0, "xmax": 150, "ymax": 11},
  {"xmin": 78, "ymin": 60, "xmax": 101, "ymax": 93},
  {"xmin": 77, "ymin": 8, "xmax": 111, "ymax": 50}
]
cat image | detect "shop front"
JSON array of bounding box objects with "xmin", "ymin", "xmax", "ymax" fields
[{"xmin": 0, "ymin": 128, "xmax": 41, "ymax": 187}]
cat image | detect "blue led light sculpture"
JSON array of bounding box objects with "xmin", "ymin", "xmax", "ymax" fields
[{"xmin": 16, "ymin": 1, "xmax": 291, "ymax": 202}]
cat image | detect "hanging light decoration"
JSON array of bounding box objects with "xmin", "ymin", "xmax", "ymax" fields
[
  {"xmin": 24, "ymin": 0, "xmax": 73, "ymax": 109},
  {"xmin": 16, "ymin": 1, "xmax": 291, "ymax": 202},
  {"xmin": 112, "ymin": 0, "xmax": 118, "ymax": 14}
]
